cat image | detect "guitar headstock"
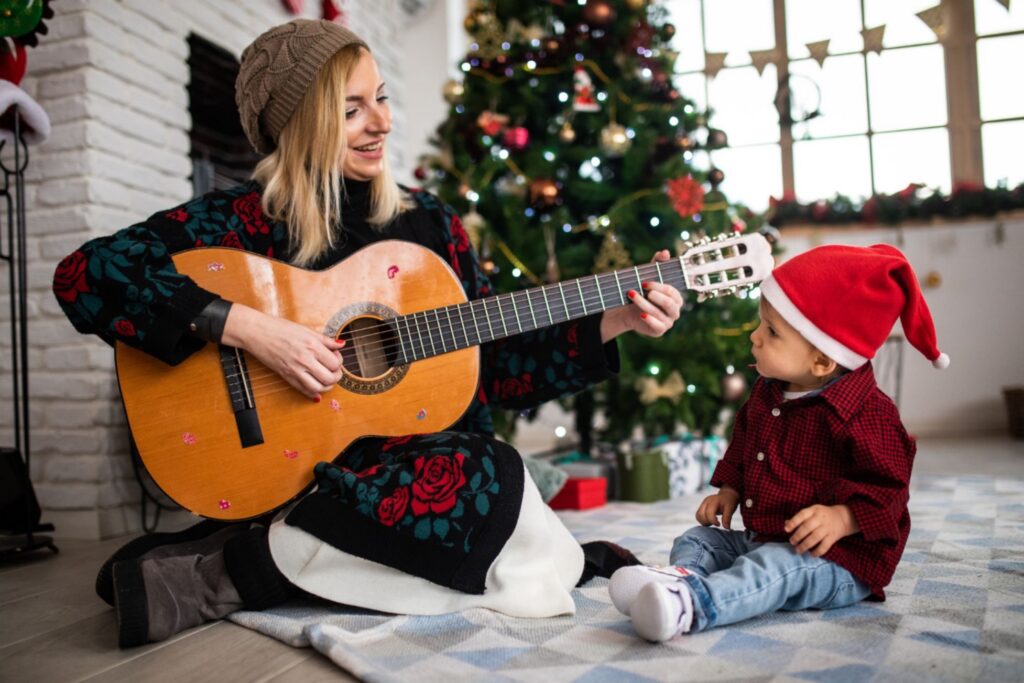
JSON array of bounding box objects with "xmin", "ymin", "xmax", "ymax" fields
[{"xmin": 679, "ymin": 233, "xmax": 774, "ymax": 301}]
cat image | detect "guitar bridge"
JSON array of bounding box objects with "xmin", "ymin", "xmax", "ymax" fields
[{"xmin": 219, "ymin": 345, "xmax": 265, "ymax": 448}]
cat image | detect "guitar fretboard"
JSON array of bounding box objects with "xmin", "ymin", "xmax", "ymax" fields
[{"xmin": 393, "ymin": 259, "xmax": 686, "ymax": 364}]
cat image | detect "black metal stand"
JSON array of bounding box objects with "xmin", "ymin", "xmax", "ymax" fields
[{"xmin": 0, "ymin": 106, "xmax": 57, "ymax": 559}]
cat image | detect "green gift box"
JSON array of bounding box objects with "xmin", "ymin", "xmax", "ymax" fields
[{"xmin": 616, "ymin": 449, "xmax": 670, "ymax": 503}]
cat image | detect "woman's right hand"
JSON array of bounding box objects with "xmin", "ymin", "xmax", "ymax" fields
[
  {"xmin": 221, "ymin": 304, "xmax": 346, "ymax": 401},
  {"xmin": 695, "ymin": 486, "xmax": 741, "ymax": 529}
]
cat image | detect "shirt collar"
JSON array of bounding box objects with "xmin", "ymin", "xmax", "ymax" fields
[{"xmin": 760, "ymin": 362, "xmax": 879, "ymax": 421}]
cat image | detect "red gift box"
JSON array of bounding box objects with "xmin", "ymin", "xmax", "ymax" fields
[{"xmin": 548, "ymin": 477, "xmax": 607, "ymax": 510}]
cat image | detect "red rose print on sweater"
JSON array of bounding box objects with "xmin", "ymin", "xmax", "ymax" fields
[
  {"xmin": 53, "ymin": 251, "xmax": 89, "ymax": 303},
  {"xmin": 166, "ymin": 208, "xmax": 188, "ymax": 222},
  {"xmin": 113, "ymin": 318, "xmax": 136, "ymax": 337},
  {"xmin": 450, "ymin": 215, "xmax": 470, "ymax": 253},
  {"xmin": 220, "ymin": 232, "xmax": 244, "ymax": 249},
  {"xmin": 494, "ymin": 373, "xmax": 533, "ymax": 400},
  {"xmin": 233, "ymin": 192, "xmax": 269, "ymax": 235},
  {"xmin": 411, "ymin": 453, "xmax": 466, "ymax": 515},
  {"xmin": 378, "ymin": 486, "xmax": 410, "ymax": 526}
]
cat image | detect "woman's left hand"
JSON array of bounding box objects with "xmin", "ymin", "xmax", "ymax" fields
[{"xmin": 599, "ymin": 249, "xmax": 684, "ymax": 343}]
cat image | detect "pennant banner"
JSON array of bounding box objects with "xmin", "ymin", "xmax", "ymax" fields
[
  {"xmin": 861, "ymin": 25, "xmax": 886, "ymax": 54},
  {"xmin": 806, "ymin": 39, "xmax": 830, "ymax": 67},
  {"xmin": 704, "ymin": 51, "xmax": 728, "ymax": 79},
  {"xmin": 749, "ymin": 48, "xmax": 777, "ymax": 76},
  {"xmin": 916, "ymin": 5, "xmax": 948, "ymax": 41}
]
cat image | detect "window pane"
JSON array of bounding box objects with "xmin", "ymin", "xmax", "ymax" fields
[
  {"xmin": 789, "ymin": 54, "xmax": 868, "ymax": 139},
  {"xmin": 707, "ymin": 65, "xmax": 779, "ymax": 146},
  {"xmin": 872, "ymin": 128, "xmax": 951, "ymax": 194},
  {"xmin": 982, "ymin": 121, "xmax": 1024, "ymax": 188},
  {"xmin": 978, "ymin": 35, "xmax": 1024, "ymax": 120},
  {"xmin": 864, "ymin": 0, "xmax": 940, "ymax": 47},
  {"xmin": 786, "ymin": 0, "xmax": 863, "ymax": 59},
  {"xmin": 708, "ymin": 145, "xmax": 781, "ymax": 212},
  {"xmin": 703, "ymin": 0, "xmax": 774, "ymax": 67},
  {"xmin": 793, "ymin": 136, "xmax": 872, "ymax": 202},
  {"xmin": 867, "ymin": 45, "xmax": 946, "ymax": 131},
  {"xmin": 665, "ymin": 0, "xmax": 704, "ymax": 73},
  {"xmin": 675, "ymin": 73, "xmax": 708, "ymax": 111},
  {"xmin": 975, "ymin": 0, "xmax": 1024, "ymax": 36}
]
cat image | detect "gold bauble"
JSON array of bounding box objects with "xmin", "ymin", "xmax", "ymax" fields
[
  {"xmin": 442, "ymin": 78, "xmax": 465, "ymax": 104},
  {"xmin": 559, "ymin": 121, "xmax": 576, "ymax": 143},
  {"xmin": 529, "ymin": 178, "xmax": 560, "ymax": 207},
  {"xmin": 599, "ymin": 123, "xmax": 632, "ymax": 157},
  {"xmin": 625, "ymin": 0, "xmax": 647, "ymax": 9}
]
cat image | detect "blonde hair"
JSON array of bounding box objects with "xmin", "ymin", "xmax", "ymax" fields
[{"xmin": 252, "ymin": 45, "xmax": 409, "ymax": 267}]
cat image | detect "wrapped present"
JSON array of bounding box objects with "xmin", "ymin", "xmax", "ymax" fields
[
  {"xmin": 656, "ymin": 435, "xmax": 730, "ymax": 498},
  {"xmin": 616, "ymin": 449, "xmax": 670, "ymax": 503},
  {"xmin": 557, "ymin": 458, "xmax": 617, "ymax": 501},
  {"xmin": 548, "ymin": 477, "xmax": 607, "ymax": 510}
]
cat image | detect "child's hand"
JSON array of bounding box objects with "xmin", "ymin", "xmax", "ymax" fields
[
  {"xmin": 695, "ymin": 486, "xmax": 741, "ymax": 529},
  {"xmin": 784, "ymin": 504, "xmax": 860, "ymax": 557}
]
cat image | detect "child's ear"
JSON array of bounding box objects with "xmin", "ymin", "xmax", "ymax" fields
[{"xmin": 810, "ymin": 351, "xmax": 838, "ymax": 379}]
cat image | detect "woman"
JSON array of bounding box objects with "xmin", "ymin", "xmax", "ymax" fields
[{"xmin": 53, "ymin": 19, "xmax": 683, "ymax": 648}]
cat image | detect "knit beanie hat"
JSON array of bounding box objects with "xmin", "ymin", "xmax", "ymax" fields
[
  {"xmin": 760, "ymin": 243, "xmax": 949, "ymax": 370},
  {"xmin": 236, "ymin": 19, "xmax": 367, "ymax": 153}
]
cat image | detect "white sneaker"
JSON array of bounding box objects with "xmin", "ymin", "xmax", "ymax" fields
[
  {"xmin": 608, "ymin": 564, "xmax": 690, "ymax": 616},
  {"xmin": 630, "ymin": 581, "xmax": 694, "ymax": 642}
]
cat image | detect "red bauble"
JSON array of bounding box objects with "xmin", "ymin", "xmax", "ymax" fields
[
  {"xmin": 583, "ymin": 0, "xmax": 616, "ymax": 26},
  {"xmin": 503, "ymin": 126, "xmax": 530, "ymax": 151},
  {"xmin": 0, "ymin": 42, "xmax": 27, "ymax": 86},
  {"xmin": 413, "ymin": 166, "xmax": 427, "ymax": 181}
]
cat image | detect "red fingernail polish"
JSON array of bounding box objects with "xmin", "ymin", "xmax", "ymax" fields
[
  {"xmin": 642, "ymin": 282, "xmax": 650, "ymax": 289},
  {"xmin": 314, "ymin": 395, "xmax": 321, "ymax": 403},
  {"xmin": 628, "ymin": 290, "xmax": 636, "ymax": 298},
  {"xmin": 337, "ymin": 339, "xmax": 346, "ymax": 347},
  {"xmin": 640, "ymin": 313, "xmax": 648, "ymax": 319}
]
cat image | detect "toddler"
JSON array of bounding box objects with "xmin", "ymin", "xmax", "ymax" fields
[{"xmin": 610, "ymin": 243, "xmax": 948, "ymax": 641}]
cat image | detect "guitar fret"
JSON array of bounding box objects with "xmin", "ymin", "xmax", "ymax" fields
[
  {"xmin": 422, "ymin": 312, "xmax": 437, "ymax": 357},
  {"xmin": 558, "ymin": 283, "xmax": 570, "ymax": 320},
  {"xmin": 469, "ymin": 300, "xmax": 482, "ymax": 345},
  {"xmin": 397, "ymin": 317, "xmax": 410, "ymax": 364},
  {"xmin": 510, "ymin": 292, "xmax": 523, "ymax": 332},
  {"xmin": 576, "ymin": 280, "xmax": 587, "ymax": 316},
  {"xmin": 444, "ymin": 306, "xmax": 456, "ymax": 349},
  {"xmin": 613, "ymin": 271, "xmax": 625, "ymax": 305},
  {"xmin": 497, "ymin": 297, "xmax": 509, "ymax": 337},
  {"xmin": 457, "ymin": 304, "xmax": 469, "ymax": 349},
  {"xmin": 542, "ymin": 285, "xmax": 554, "ymax": 325},
  {"xmin": 481, "ymin": 299, "xmax": 495, "ymax": 341},
  {"xmin": 634, "ymin": 266, "xmax": 643, "ymax": 292},
  {"xmin": 526, "ymin": 290, "xmax": 537, "ymax": 329},
  {"xmin": 596, "ymin": 273, "xmax": 606, "ymax": 311},
  {"xmin": 655, "ymin": 261, "xmax": 665, "ymax": 284}
]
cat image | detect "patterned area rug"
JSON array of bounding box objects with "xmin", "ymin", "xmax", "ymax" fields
[{"xmin": 229, "ymin": 475, "xmax": 1024, "ymax": 682}]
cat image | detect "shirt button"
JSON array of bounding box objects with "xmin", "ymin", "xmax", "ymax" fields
[
  {"xmin": 771, "ymin": 408, "xmax": 781, "ymax": 417},
  {"xmin": 745, "ymin": 498, "xmax": 753, "ymax": 508},
  {"xmin": 757, "ymin": 452, "xmax": 765, "ymax": 461}
]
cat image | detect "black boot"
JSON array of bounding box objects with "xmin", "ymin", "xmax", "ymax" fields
[{"xmin": 113, "ymin": 526, "xmax": 293, "ymax": 648}]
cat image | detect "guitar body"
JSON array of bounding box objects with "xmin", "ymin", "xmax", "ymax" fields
[{"xmin": 115, "ymin": 241, "xmax": 479, "ymax": 520}]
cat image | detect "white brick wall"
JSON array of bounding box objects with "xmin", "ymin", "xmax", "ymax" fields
[{"xmin": 7, "ymin": 0, "xmax": 408, "ymax": 539}]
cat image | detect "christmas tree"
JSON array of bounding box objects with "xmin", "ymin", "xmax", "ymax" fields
[{"xmin": 421, "ymin": 0, "xmax": 761, "ymax": 448}]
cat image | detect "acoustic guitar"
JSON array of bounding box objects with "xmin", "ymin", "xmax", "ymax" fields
[{"xmin": 116, "ymin": 233, "xmax": 773, "ymax": 520}]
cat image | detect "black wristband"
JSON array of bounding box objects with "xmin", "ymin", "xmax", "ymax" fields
[{"xmin": 188, "ymin": 298, "xmax": 233, "ymax": 344}]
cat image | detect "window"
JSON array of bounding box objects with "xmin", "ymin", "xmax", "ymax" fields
[{"xmin": 665, "ymin": 0, "xmax": 1009, "ymax": 212}]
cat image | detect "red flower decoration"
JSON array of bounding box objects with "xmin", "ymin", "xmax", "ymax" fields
[
  {"xmin": 378, "ymin": 486, "xmax": 410, "ymax": 526},
  {"xmin": 113, "ymin": 318, "xmax": 136, "ymax": 337},
  {"xmin": 221, "ymin": 232, "xmax": 244, "ymax": 249},
  {"xmin": 666, "ymin": 175, "xmax": 705, "ymax": 219},
  {"xmin": 494, "ymin": 373, "xmax": 533, "ymax": 400},
  {"xmin": 411, "ymin": 453, "xmax": 466, "ymax": 516},
  {"xmin": 53, "ymin": 251, "xmax": 89, "ymax": 303},
  {"xmin": 166, "ymin": 208, "xmax": 188, "ymax": 222},
  {"xmin": 233, "ymin": 192, "xmax": 269, "ymax": 235}
]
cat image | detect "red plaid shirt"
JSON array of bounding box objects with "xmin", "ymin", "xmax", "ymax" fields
[{"xmin": 711, "ymin": 363, "xmax": 915, "ymax": 598}]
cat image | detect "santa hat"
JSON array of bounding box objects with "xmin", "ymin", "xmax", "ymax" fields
[{"xmin": 760, "ymin": 243, "xmax": 949, "ymax": 370}]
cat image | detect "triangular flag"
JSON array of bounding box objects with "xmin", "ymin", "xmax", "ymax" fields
[
  {"xmin": 749, "ymin": 48, "xmax": 777, "ymax": 76},
  {"xmin": 861, "ymin": 25, "xmax": 886, "ymax": 54},
  {"xmin": 806, "ymin": 39, "xmax": 830, "ymax": 67},
  {"xmin": 996, "ymin": 0, "xmax": 1010, "ymax": 10},
  {"xmin": 704, "ymin": 51, "xmax": 728, "ymax": 79},
  {"xmin": 916, "ymin": 5, "xmax": 948, "ymax": 41}
]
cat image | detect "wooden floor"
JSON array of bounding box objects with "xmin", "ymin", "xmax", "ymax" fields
[{"xmin": 1, "ymin": 436, "xmax": 1021, "ymax": 682}]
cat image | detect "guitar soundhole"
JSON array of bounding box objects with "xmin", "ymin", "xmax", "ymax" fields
[{"xmin": 337, "ymin": 316, "xmax": 400, "ymax": 380}]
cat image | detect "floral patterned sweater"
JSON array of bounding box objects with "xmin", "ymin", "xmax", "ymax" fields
[{"xmin": 53, "ymin": 180, "xmax": 618, "ymax": 593}]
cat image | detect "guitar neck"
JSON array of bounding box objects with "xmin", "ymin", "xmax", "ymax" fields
[{"xmin": 394, "ymin": 259, "xmax": 686, "ymax": 363}]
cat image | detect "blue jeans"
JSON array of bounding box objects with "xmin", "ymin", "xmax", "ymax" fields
[{"xmin": 668, "ymin": 526, "xmax": 871, "ymax": 632}]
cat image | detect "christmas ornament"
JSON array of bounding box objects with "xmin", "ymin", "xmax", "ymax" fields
[
  {"xmin": 707, "ymin": 167, "xmax": 725, "ymax": 187},
  {"xmin": 721, "ymin": 372, "xmax": 748, "ymax": 401},
  {"xmin": 599, "ymin": 122, "xmax": 631, "ymax": 156},
  {"xmin": 529, "ymin": 178, "xmax": 560, "ymax": 207},
  {"xmin": 626, "ymin": 21, "xmax": 655, "ymax": 53},
  {"xmin": 594, "ymin": 231, "xmax": 633, "ymax": 273},
  {"xmin": 0, "ymin": 0, "xmax": 51, "ymax": 47},
  {"xmin": 503, "ymin": 126, "xmax": 530, "ymax": 151},
  {"xmin": 558, "ymin": 120, "xmax": 577, "ymax": 143},
  {"xmin": 625, "ymin": 0, "xmax": 647, "ymax": 9},
  {"xmin": 476, "ymin": 110, "xmax": 509, "ymax": 136},
  {"xmin": 496, "ymin": 174, "xmax": 528, "ymax": 198},
  {"xmin": 582, "ymin": 0, "xmax": 616, "ymax": 27},
  {"xmin": 666, "ymin": 175, "xmax": 705, "ymax": 219},
  {"xmin": 413, "ymin": 166, "xmax": 428, "ymax": 181},
  {"xmin": 471, "ymin": 12, "xmax": 505, "ymax": 59},
  {"xmin": 861, "ymin": 25, "xmax": 886, "ymax": 54},
  {"xmin": 706, "ymin": 129, "xmax": 728, "ymax": 149},
  {"xmin": 0, "ymin": 40, "xmax": 27, "ymax": 85},
  {"xmin": 662, "ymin": 23, "xmax": 676, "ymax": 40},
  {"xmin": 676, "ymin": 134, "xmax": 695, "ymax": 151},
  {"xmin": 637, "ymin": 371, "xmax": 686, "ymax": 405},
  {"xmin": 442, "ymin": 78, "xmax": 465, "ymax": 104},
  {"xmin": 463, "ymin": 209, "xmax": 485, "ymax": 250},
  {"xmin": 572, "ymin": 67, "xmax": 600, "ymax": 112}
]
